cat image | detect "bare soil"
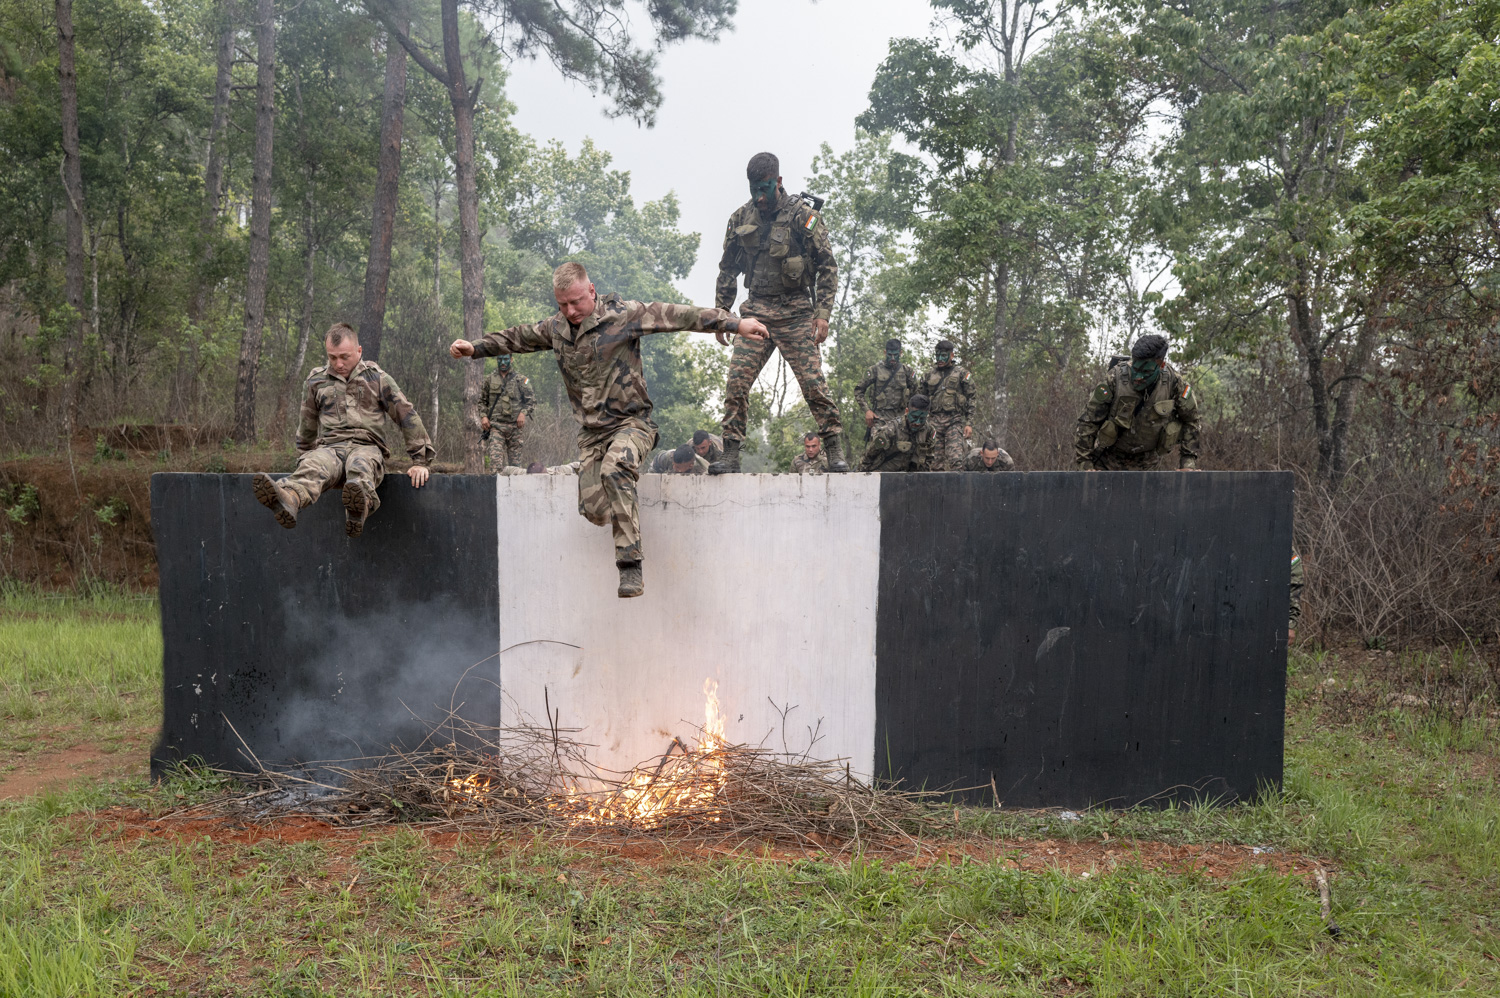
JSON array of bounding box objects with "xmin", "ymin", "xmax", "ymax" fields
[{"xmin": 0, "ymin": 725, "xmax": 155, "ymax": 798}]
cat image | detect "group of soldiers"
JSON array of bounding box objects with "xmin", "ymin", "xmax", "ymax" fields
[{"xmin": 252, "ymin": 152, "xmax": 1204, "ymax": 600}]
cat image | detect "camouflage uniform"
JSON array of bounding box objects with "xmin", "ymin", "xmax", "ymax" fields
[
  {"xmin": 792, "ymin": 451, "xmax": 830, "ymax": 474},
  {"xmin": 920, "ymin": 362, "xmax": 976, "ymax": 471},
  {"xmin": 695, "ymin": 433, "xmax": 724, "ymax": 465},
  {"xmin": 1074, "ymin": 359, "xmax": 1201, "ymax": 470},
  {"xmin": 648, "ymin": 451, "xmax": 709, "ymax": 474},
  {"xmin": 469, "ymin": 294, "xmax": 741, "ymax": 566},
  {"xmin": 1288, "ymin": 551, "xmax": 1304, "ymax": 635},
  {"xmin": 962, "ymin": 446, "xmax": 1015, "ymax": 472},
  {"xmin": 716, "ymin": 189, "xmax": 842, "ymax": 444},
  {"xmin": 860, "ymin": 419, "xmax": 937, "ymax": 473},
  {"xmin": 480, "ymin": 367, "xmax": 535, "ymax": 470},
  {"xmin": 280, "ymin": 360, "xmax": 433, "ymax": 512},
  {"xmin": 855, "ymin": 360, "xmax": 918, "ymax": 426}
]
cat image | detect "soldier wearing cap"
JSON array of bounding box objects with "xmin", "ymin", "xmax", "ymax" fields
[{"xmin": 1075, "ymin": 333, "xmax": 1202, "ymax": 471}]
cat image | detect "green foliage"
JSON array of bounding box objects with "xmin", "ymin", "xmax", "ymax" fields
[{"xmin": 2, "ymin": 484, "xmax": 40, "ymax": 525}]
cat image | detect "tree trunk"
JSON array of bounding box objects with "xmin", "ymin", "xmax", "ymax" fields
[
  {"xmin": 439, "ymin": 0, "xmax": 485, "ymax": 473},
  {"xmin": 274, "ymin": 182, "xmax": 317, "ymax": 441},
  {"xmin": 990, "ymin": 260, "xmax": 1010, "ymax": 447},
  {"xmin": 234, "ymin": 0, "xmax": 276, "ymax": 443},
  {"xmin": 358, "ymin": 20, "xmax": 408, "ymax": 363},
  {"xmin": 171, "ymin": 5, "xmax": 234, "ymax": 423},
  {"xmin": 56, "ymin": 0, "xmax": 86, "ymax": 434}
]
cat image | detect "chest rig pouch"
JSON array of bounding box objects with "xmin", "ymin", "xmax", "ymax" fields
[
  {"xmin": 926, "ymin": 369, "xmax": 961, "ymax": 412},
  {"xmin": 738, "ymin": 213, "xmax": 808, "ymax": 293},
  {"xmin": 1096, "ymin": 367, "xmax": 1180, "ymax": 454}
]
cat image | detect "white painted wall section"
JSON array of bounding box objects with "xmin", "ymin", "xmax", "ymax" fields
[{"xmin": 497, "ymin": 474, "xmax": 882, "ymax": 777}]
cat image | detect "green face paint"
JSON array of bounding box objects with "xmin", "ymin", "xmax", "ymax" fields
[
  {"xmin": 1130, "ymin": 358, "xmax": 1161, "ymax": 391},
  {"xmin": 906, "ymin": 410, "xmax": 928, "ymax": 428},
  {"xmin": 885, "ymin": 348, "xmax": 901, "ymax": 365},
  {"xmin": 496, "ymin": 355, "xmax": 512, "ymax": 372},
  {"xmin": 750, "ymin": 177, "xmax": 778, "ymax": 209},
  {"xmin": 936, "ymin": 350, "xmax": 952, "ymax": 366}
]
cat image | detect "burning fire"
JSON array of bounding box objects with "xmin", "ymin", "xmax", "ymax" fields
[{"xmin": 444, "ymin": 679, "xmax": 732, "ymax": 829}]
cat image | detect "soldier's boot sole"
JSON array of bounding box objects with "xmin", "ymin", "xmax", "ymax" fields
[
  {"xmin": 252, "ymin": 473, "xmax": 298, "ymax": 529},
  {"xmin": 342, "ymin": 481, "xmax": 376, "ymax": 538},
  {"xmin": 617, "ymin": 563, "xmax": 644, "ymax": 599}
]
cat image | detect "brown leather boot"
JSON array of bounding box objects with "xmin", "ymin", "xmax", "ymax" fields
[{"xmin": 252, "ymin": 473, "xmax": 298, "ymax": 529}]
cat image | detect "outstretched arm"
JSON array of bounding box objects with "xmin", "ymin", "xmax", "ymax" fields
[{"xmin": 450, "ymin": 321, "xmax": 555, "ymax": 360}]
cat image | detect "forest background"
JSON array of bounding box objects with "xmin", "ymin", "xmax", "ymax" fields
[{"xmin": 1, "ymin": 0, "xmax": 1498, "ymax": 652}]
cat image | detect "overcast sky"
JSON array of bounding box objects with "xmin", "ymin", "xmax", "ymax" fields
[{"xmin": 504, "ymin": 0, "xmax": 936, "ymax": 303}]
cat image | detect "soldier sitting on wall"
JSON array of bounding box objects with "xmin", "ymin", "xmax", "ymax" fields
[
  {"xmin": 860, "ymin": 395, "xmax": 937, "ymax": 473},
  {"xmin": 792, "ymin": 431, "xmax": 829, "ymax": 474},
  {"xmin": 692, "ymin": 430, "xmax": 724, "ymax": 465},
  {"xmin": 1075, "ymin": 333, "xmax": 1201, "ymax": 471},
  {"xmin": 963, "ymin": 439, "xmax": 1015, "ymax": 472},
  {"xmin": 649, "ymin": 444, "xmax": 709, "ymax": 475},
  {"xmin": 253, "ymin": 323, "xmax": 433, "ymax": 537}
]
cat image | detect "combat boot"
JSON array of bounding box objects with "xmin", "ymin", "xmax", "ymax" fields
[
  {"xmin": 821, "ymin": 432, "xmax": 850, "ymax": 473},
  {"xmin": 708, "ymin": 437, "xmax": 741, "ymax": 475},
  {"xmin": 342, "ymin": 481, "xmax": 378, "ymax": 538},
  {"xmin": 617, "ymin": 561, "xmax": 644, "ymax": 598},
  {"xmin": 252, "ymin": 472, "xmax": 298, "ymax": 529}
]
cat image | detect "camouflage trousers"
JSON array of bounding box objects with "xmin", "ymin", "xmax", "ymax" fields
[
  {"xmin": 577, "ymin": 423, "xmax": 656, "ymax": 565},
  {"xmin": 1081, "ymin": 447, "xmax": 1165, "ymax": 471},
  {"xmin": 282, "ymin": 443, "xmax": 384, "ymax": 510},
  {"xmin": 929, "ymin": 415, "xmax": 970, "ymax": 472},
  {"xmin": 484, "ymin": 422, "xmax": 527, "ymax": 470},
  {"xmin": 720, "ymin": 299, "xmax": 842, "ymax": 442}
]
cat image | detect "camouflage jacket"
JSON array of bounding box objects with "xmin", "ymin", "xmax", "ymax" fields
[
  {"xmin": 963, "ymin": 447, "xmax": 1015, "ymax": 472},
  {"xmin": 715, "ymin": 189, "xmax": 838, "ymax": 320},
  {"xmin": 860, "ymin": 419, "xmax": 936, "ymax": 473},
  {"xmin": 696, "ymin": 433, "xmax": 724, "ymax": 465},
  {"xmin": 792, "ymin": 451, "xmax": 830, "ymax": 474},
  {"xmin": 920, "ymin": 363, "xmax": 976, "ymax": 421},
  {"xmin": 855, "ymin": 361, "xmax": 918, "ymax": 417},
  {"xmin": 648, "ymin": 451, "xmax": 709, "ymax": 475},
  {"xmin": 296, "ymin": 360, "xmax": 433, "ymax": 466},
  {"xmin": 480, "ymin": 369, "xmax": 535, "ymax": 423},
  {"xmin": 1074, "ymin": 360, "xmax": 1201, "ymax": 469},
  {"xmin": 470, "ymin": 294, "xmax": 741, "ymax": 438},
  {"xmin": 1288, "ymin": 551, "xmax": 1304, "ymax": 630}
]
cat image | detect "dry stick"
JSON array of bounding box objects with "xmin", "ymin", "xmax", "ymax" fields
[{"xmin": 1314, "ymin": 865, "xmax": 1342, "ymax": 938}]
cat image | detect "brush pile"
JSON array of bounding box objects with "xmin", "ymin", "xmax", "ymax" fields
[{"xmin": 170, "ymin": 718, "xmax": 937, "ymax": 852}]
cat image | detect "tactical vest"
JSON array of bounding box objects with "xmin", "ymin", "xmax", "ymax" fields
[
  {"xmin": 735, "ymin": 200, "xmax": 813, "ymax": 297},
  {"xmin": 486, "ymin": 373, "xmax": 524, "ymax": 421},
  {"xmin": 924, "ymin": 366, "xmax": 967, "ymax": 415},
  {"xmin": 1094, "ymin": 363, "xmax": 1189, "ymax": 455},
  {"xmin": 871, "ymin": 364, "xmax": 910, "ymax": 412}
]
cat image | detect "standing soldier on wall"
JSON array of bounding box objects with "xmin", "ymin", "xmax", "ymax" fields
[
  {"xmin": 860, "ymin": 395, "xmax": 937, "ymax": 472},
  {"xmin": 920, "ymin": 340, "xmax": 975, "ymax": 471},
  {"xmin": 253, "ymin": 323, "xmax": 433, "ymax": 537},
  {"xmin": 479, "ymin": 355, "xmax": 535, "ymax": 470},
  {"xmin": 710, "ymin": 152, "xmax": 847, "ymax": 474},
  {"xmin": 1075, "ymin": 334, "xmax": 1201, "ymax": 471},
  {"xmin": 448, "ymin": 263, "xmax": 767, "ymax": 598},
  {"xmin": 856, "ymin": 339, "xmax": 918, "ymax": 434}
]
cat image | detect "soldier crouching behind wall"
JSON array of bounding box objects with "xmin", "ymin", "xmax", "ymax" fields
[
  {"xmin": 448, "ymin": 262, "xmax": 767, "ymax": 598},
  {"xmin": 1075, "ymin": 333, "xmax": 1201, "ymax": 471},
  {"xmin": 253, "ymin": 322, "xmax": 433, "ymax": 537}
]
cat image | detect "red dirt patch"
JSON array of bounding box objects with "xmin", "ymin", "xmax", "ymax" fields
[
  {"xmin": 79, "ymin": 807, "xmax": 1319, "ymax": 879},
  {"xmin": 0, "ymin": 732, "xmax": 152, "ymax": 799}
]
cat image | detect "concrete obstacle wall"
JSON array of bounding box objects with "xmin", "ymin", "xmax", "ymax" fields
[{"xmin": 152, "ymin": 471, "xmax": 1291, "ymax": 807}]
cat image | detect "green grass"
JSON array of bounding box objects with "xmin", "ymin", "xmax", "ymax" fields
[{"xmin": 1, "ymin": 597, "xmax": 1497, "ymax": 996}]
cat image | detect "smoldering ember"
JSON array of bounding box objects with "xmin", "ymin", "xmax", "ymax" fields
[{"xmin": 2, "ymin": 0, "xmax": 1498, "ymax": 994}]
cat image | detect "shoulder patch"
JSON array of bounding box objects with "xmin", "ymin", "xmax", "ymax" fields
[
  {"xmin": 961, "ymin": 370, "xmax": 971, "ymax": 381},
  {"xmin": 802, "ymin": 211, "xmax": 819, "ymax": 232},
  {"xmin": 1291, "ymin": 554, "xmax": 1301, "ymax": 567},
  {"xmin": 1091, "ymin": 384, "xmax": 1113, "ymax": 404},
  {"xmin": 521, "ymin": 376, "xmax": 530, "ymax": 384}
]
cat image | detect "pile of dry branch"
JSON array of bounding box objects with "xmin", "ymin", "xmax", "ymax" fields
[{"xmin": 171, "ymin": 719, "xmax": 938, "ymax": 852}]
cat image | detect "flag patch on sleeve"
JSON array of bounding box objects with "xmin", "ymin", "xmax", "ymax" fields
[{"xmin": 803, "ymin": 213, "xmax": 818, "ymax": 232}]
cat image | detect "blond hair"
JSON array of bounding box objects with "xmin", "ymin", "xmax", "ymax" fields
[
  {"xmin": 325, "ymin": 322, "xmax": 358, "ymax": 346},
  {"xmin": 552, "ymin": 262, "xmax": 590, "ymax": 294}
]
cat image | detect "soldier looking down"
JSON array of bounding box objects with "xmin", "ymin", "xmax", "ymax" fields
[
  {"xmin": 649, "ymin": 444, "xmax": 709, "ymax": 475},
  {"xmin": 692, "ymin": 429, "xmax": 724, "ymax": 465},
  {"xmin": 1075, "ymin": 334, "xmax": 1201, "ymax": 471},
  {"xmin": 711, "ymin": 151, "xmax": 847, "ymax": 474},
  {"xmin": 792, "ymin": 431, "xmax": 829, "ymax": 474},
  {"xmin": 920, "ymin": 339, "xmax": 976, "ymax": 471},
  {"xmin": 253, "ymin": 323, "xmax": 432, "ymax": 537},
  {"xmin": 479, "ymin": 355, "xmax": 535, "ymax": 470},
  {"xmin": 963, "ymin": 440, "xmax": 1015, "ymax": 472},
  {"xmin": 449, "ymin": 262, "xmax": 767, "ymax": 598},
  {"xmin": 856, "ymin": 339, "xmax": 918, "ymax": 431},
  {"xmin": 860, "ymin": 395, "xmax": 937, "ymax": 473}
]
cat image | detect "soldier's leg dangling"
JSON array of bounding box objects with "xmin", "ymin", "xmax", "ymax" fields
[{"xmin": 341, "ymin": 445, "xmax": 385, "ymax": 539}]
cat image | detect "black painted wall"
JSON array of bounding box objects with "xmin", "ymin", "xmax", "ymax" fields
[
  {"xmin": 151, "ymin": 473, "xmax": 499, "ymax": 776},
  {"xmin": 875, "ymin": 472, "xmax": 1290, "ymax": 808}
]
